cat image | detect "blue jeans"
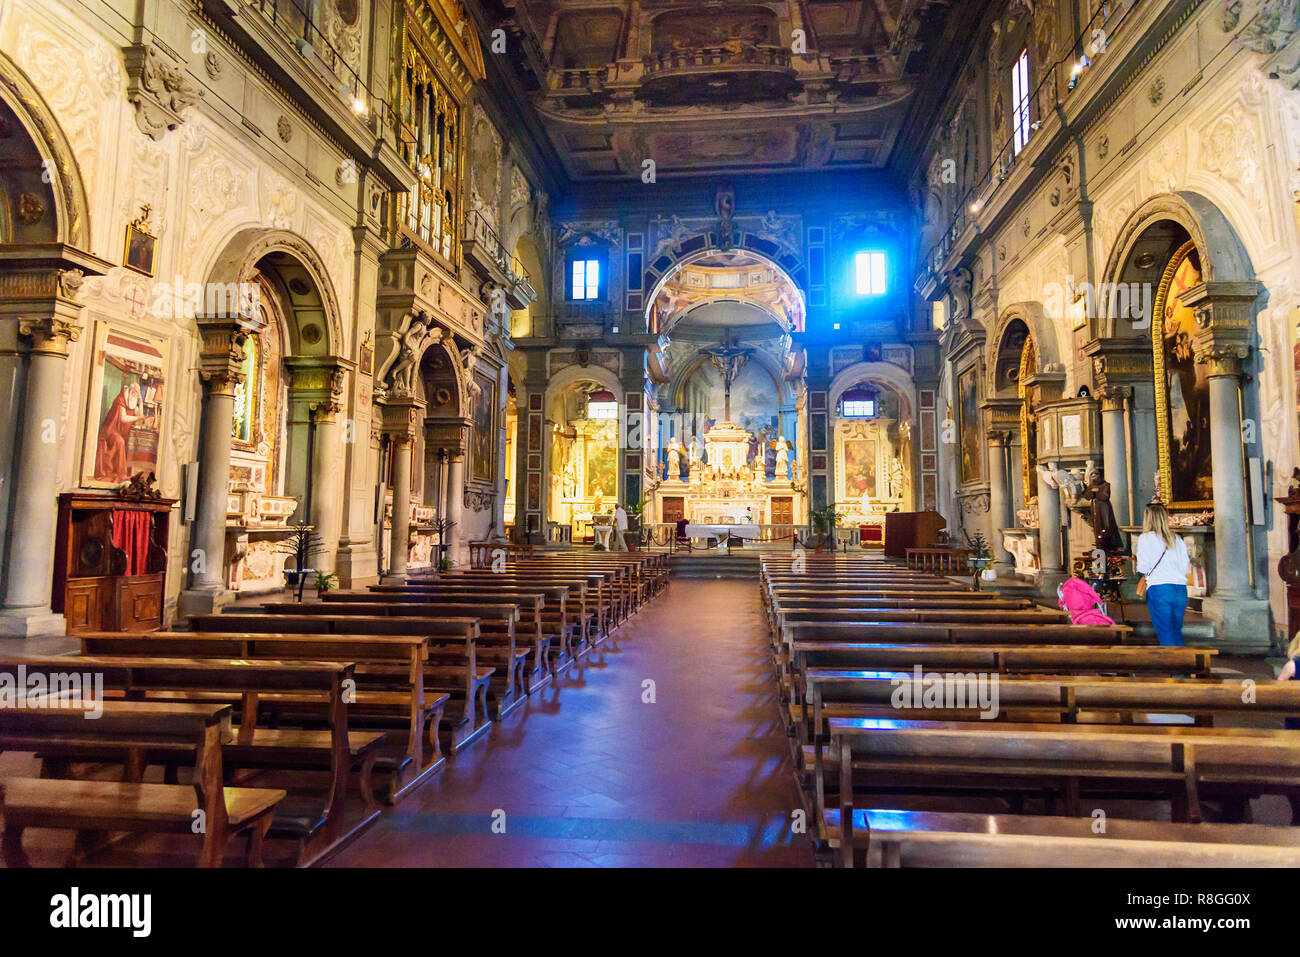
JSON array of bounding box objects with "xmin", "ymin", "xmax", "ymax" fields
[{"xmin": 1146, "ymin": 583, "xmax": 1188, "ymax": 646}]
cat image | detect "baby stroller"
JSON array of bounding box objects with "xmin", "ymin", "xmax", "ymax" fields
[{"xmin": 1057, "ymin": 577, "xmax": 1117, "ymax": 626}]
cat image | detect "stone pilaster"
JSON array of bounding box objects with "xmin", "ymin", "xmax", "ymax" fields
[{"xmin": 1096, "ymin": 385, "xmax": 1132, "ymax": 532}]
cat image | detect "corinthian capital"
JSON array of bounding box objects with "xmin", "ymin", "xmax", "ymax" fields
[
  {"xmin": 1193, "ymin": 344, "xmax": 1248, "ymax": 378},
  {"xmin": 18, "ymin": 315, "xmax": 82, "ymax": 356},
  {"xmin": 196, "ymin": 316, "xmax": 251, "ymax": 397}
]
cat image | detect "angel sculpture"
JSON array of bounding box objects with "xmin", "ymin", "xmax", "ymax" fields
[{"xmin": 389, "ymin": 318, "xmax": 439, "ymax": 395}]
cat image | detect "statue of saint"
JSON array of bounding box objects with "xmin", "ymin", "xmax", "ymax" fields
[
  {"xmin": 1080, "ymin": 471, "xmax": 1124, "ymax": 553},
  {"xmin": 666, "ymin": 441, "xmax": 681, "ymax": 480},
  {"xmin": 775, "ymin": 440, "xmax": 790, "ymax": 481}
]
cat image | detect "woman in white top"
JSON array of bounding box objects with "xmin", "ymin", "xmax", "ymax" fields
[{"xmin": 1134, "ymin": 503, "xmax": 1191, "ymax": 646}]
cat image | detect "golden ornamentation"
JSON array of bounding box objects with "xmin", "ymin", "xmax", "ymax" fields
[{"xmin": 1151, "ymin": 239, "xmax": 1212, "ymax": 512}]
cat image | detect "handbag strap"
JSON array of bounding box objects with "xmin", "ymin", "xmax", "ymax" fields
[{"xmin": 1148, "ymin": 545, "xmax": 1167, "ymax": 576}]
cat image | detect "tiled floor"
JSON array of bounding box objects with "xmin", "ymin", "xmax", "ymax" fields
[{"xmin": 326, "ymin": 578, "xmax": 812, "ymax": 867}]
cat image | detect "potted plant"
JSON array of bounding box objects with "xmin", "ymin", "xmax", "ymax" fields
[
  {"xmin": 624, "ymin": 498, "xmax": 646, "ymax": 551},
  {"xmin": 809, "ymin": 504, "xmax": 844, "ymax": 552},
  {"xmin": 276, "ymin": 523, "xmax": 326, "ymax": 601},
  {"xmin": 430, "ymin": 517, "xmax": 456, "ymax": 572},
  {"xmin": 437, "ymin": 556, "xmax": 453, "ymax": 572},
  {"xmin": 314, "ymin": 570, "xmax": 339, "ymax": 593},
  {"xmin": 964, "ymin": 531, "xmax": 995, "ymax": 581}
]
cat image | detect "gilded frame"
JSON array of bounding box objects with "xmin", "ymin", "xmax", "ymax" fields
[{"xmin": 1152, "ymin": 239, "xmax": 1213, "ymax": 512}]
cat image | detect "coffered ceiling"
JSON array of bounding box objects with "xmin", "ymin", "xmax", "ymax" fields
[{"xmin": 478, "ymin": 0, "xmax": 980, "ymax": 183}]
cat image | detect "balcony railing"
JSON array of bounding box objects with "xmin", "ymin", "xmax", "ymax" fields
[
  {"xmin": 463, "ymin": 209, "xmax": 532, "ymax": 288},
  {"xmin": 917, "ymin": 0, "xmax": 1138, "ymax": 289},
  {"xmin": 250, "ymin": 0, "xmax": 393, "ymax": 131},
  {"xmin": 642, "ymin": 43, "xmax": 792, "ymax": 77}
]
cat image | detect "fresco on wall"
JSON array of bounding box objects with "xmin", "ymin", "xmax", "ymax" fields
[
  {"xmin": 1154, "ymin": 242, "xmax": 1213, "ymax": 507},
  {"xmin": 82, "ymin": 325, "xmax": 167, "ymax": 488},
  {"xmin": 957, "ymin": 366, "xmax": 982, "ymax": 485},
  {"xmin": 681, "ymin": 360, "xmax": 779, "ymax": 439}
]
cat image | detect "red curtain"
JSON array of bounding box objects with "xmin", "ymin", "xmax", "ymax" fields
[{"xmin": 112, "ymin": 510, "xmax": 152, "ymax": 576}]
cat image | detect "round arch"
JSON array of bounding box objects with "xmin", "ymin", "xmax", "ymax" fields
[
  {"xmin": 828, "ymin": 360, "xmax": 918, "ymax": 420},
  {"xmin": 1097, "ymin": 191, "xmax": 1256, "ymax": 338},
  {"xmin": 0, "ymin": 48, "xmax": 92, "ymax": 247},
  {"xmin": 203, "ymin": 228, "xmax": 345, "ymax": 357},
  {"xmin": 643, "ymin": 238, "xmax": 808, "ymax": 332},
  {"xmin": 543, "ymin": 362, "xmax": 624, "ymax": 411},
  {"xmin": 991, "ymin": 301, "xmax": 1061, "ymax": 387}
]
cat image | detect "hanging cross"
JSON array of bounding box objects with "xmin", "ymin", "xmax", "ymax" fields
[{"xmin": 704, "ymin": 331, "xmax": 753, "ymax": 423}]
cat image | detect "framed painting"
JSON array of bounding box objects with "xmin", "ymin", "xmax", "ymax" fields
[
  {"xmin": 957, "ymin": 364, "xmax": 982, "ymax": 485},
  {"xmin": 1153, "ymin": 240, "xmax": 1213, "ymax": 510},
  {"xmin": 842, "ymin": 436, "xmax": 878, "ymax": 500},
  {"xmin": 123, "ymin": 223, "xmax": 157, "ymax": 277},
  {"xmin": 81, "ymin": 324, "xmax": 168, "ymax": 488},
  {"xmin": 470, "ymin": 371, "xmax": 497, "ymax": 484}
]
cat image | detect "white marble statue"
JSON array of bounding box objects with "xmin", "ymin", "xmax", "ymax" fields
[
  {"xmin": 775, "ymin": 441, "xmax": 790, "ymax": 481},
  {"xmin": 666, "ymin": 442, "xmax": 681, "ymax": 480}
]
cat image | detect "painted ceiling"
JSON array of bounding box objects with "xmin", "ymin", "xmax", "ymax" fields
[{"xmin": 481, "ymin": 0, "xmax": 974, "ymax": 181}]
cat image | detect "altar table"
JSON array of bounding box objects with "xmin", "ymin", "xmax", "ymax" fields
[{"xmin": 683, "ymin": 524, "xmax": 761, "ymax": 540}]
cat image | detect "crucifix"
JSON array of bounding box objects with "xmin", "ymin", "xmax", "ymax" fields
[{"xmin": 704, "ymin": 331, "xmax": 753, "ymax": 423}]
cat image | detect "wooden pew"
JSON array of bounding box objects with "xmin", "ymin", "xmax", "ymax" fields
[
  {"xmin": 431, "ymin": 570, "xmax": 611, "ymax": 644},
  {"xmin": 8, "ymin": 653, "xmax": 383, "ymax": 865},
  {"xmin": 0, "ymin": 698, "xmax": 284, "ymax": 867},
  {"xmin": 190, "ymin": 613, "xmax": 487, "ymax": 753},
  {"xmin": 823, "ymin": 807, "xmax": 1300, "ymax": 867},
  {"xmin": 369, "ymin": 582, "xmax": 576, "ymax": 672},
  {"xmin": 78, "ymin": 633, "xmax": 445, "ymax": 804},
  {"xmin": 267, "ymin": 600, "xmax": 524, "ymax": 717},
  {"xmin": 826, "ymin": 719, "xmax": 1300, "ymax": 865}
]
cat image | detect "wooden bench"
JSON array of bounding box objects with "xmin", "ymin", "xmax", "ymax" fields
[
  {"xmin": 271, "ymin": 599, "xmax": 526, "ymax": 717},
  {"xmin": 0, "ymin": 699, "xmax": 285, "ymax": 867},
  {"xmin": 7, "ymin": 653, "xmax": 385, "ymax": 865},
  {"xmin": 906, "ymin": 548, "xmax": 972, "ymax": 573},
  {"xmin": 822, "ymin": 807, "xmax": 1300, "ymax": 868},
  {"xmin": 190, "ymin": 613, "xmax": 487, "ymax": 753},
  {"xmin": 825, "ymin": 718, "xmax": 1300, "ymax": 864},
  {"xmin": 78, "ymin": 633, "xmax": 445, "ymax": 804}
]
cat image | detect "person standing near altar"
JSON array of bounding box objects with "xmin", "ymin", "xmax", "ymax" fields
[{"xmin": 613, "ymin": 503, "xmax": 629, "ymax": 551}]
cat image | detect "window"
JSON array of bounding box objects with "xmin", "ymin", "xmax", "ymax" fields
[
  {"xmin": 854, "ymin": 251, "xmax": 887, "ymax": 296},
  {"xmin": 571, "ymin": 258, "xmax": 601, "ymax": 301},
  {"xmin": 1011, "ymin": 49, "xmax": 1031, "ymax": 156},
  {"xmin": 841, "ymin": 398, "xmax": 876, "ymax": 418}
]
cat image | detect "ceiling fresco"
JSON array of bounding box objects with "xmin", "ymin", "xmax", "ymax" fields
[{"xmin": 479, "ymin": 0, "xmax": 973, "ymax": 181}]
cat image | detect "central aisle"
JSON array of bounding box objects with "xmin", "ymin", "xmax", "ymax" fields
[{"xmin": 328, "ymin": 578, "xmax": 810, "ymax": 867}]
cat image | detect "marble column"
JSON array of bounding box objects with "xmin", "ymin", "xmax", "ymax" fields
[
  {"xmin": 387, "ymin": 435, "xmax": 413, "ymax": 580},
  {"xmin": 0, "ymin": 315, "xmax": 81, "ymax": 635},
  {"xmin": 1097, "ymin": 386, "xmax": 1131, "ymax": 534},
  {"xmin": 309, "ymin": 398, "xmax": 343, "ymax": 575},
  {"xmin": 180, "ymin": 318, "xmax": 250, "ymax": 617},
  {"xmin": 985, "ymin": 429, "xmax": 1013, "ymax": 577},
  {"xmin": 1202, "ymin": 351, "xmax": 1251, "ymax": 600},
  {"xmin": 1036, "ymin": 466, "xmax": 1066, "ymax": 596},
  {"xmin": 1183, "ymin": 281, "xmax": 1270, "ymax": 650},
  {"xmin": 448, "ymin": 451, "xmax": 466, "ymax": 566}
]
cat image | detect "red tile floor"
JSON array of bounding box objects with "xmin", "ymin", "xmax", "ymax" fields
[{"xmin": 326, "ymin": 578, "xmax": 813, "ymax": 867}]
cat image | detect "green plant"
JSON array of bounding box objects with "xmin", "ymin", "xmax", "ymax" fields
[
  {"xmin": 964, "ymin": 531, "xmax": 991, "ymax": 560},
  {"xmin": 314, "ymin": 570, "xmax": 338, "ymax": 592},
  {"xmin": 810, "ymin": 504, "xmax": 843, "ymax": 533},
  {"xmin": 438, "ymin": 556, "xmax": 453, "ymax": 571}
]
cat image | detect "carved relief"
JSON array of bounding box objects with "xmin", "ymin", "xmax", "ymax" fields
[{"xmin": 122, "ymin": 44, "xmax": 204, "ymax": 141}]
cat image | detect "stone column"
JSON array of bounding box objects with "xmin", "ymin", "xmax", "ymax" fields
[
  {"xmin": 985, "ymin": 429, "xmax": 1013, "ymax": 577},
  {"xmin": 1036, "ymin": 466, "xmax": 1066, "ymax": 596},
  {"xmin": 0, "ymin": 314, "xmax": 81, "ymax": 635},
  {"xmin": 1185, "ymin": 282, "xmax": 1269, "ymax": 651},
  {"xmin": 448, "ymin": 451, "xmax": 466, "ymax": 566},
  {"xmin": 310, "ymin": 398, "xmax": 343, "ymax": 575},
  {"xmin": 179, "ymin": 318, "xmax": 251, "ymax": 617},
  {"xmin": 380, "ymin": 397, "xmax": 422, "ymax": 583},
  {"xmin": 1097, "ymin": 385, "xmax": 1131, "ymax": 537},
  {"xmin": 387, "ymin": 434, "xmax": 413, "ymax": 579}
]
